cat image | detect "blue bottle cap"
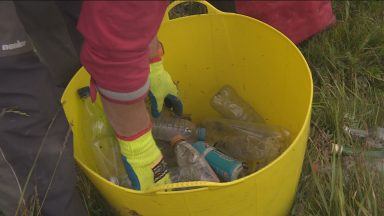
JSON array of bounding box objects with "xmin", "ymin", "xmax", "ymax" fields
[{"xmin": 197, "ymin": 128, "xmax": 206, "ymax": 141}]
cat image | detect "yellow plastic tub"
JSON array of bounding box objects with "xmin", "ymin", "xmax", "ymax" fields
[{"xmin": 61, "ymin": 1, "xmax": 313, "ymax": 215}]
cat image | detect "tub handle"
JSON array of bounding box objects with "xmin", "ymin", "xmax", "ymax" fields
[
  {"xmin": 163, "ymin": 0, "xmax": 224, "ymax": 22},
  {"xmin": 146, "ymin": 180, "xmax": 242, "ymax": 194}
]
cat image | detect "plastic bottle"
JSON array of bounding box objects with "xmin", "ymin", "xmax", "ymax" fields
[
  {"xmin": 192, "ymin": 141, "xmax": 245, "ymax": 181},
  {"xmin": 332, "ymin": 143, "xmax": 384, "ymax": 158},
  {"xmin": 170, "ymin": 136, "xmax": 220, "ymax": 182},
  {"xmin": 78, "ymin": 87, "xmax": 131, "ymax": 187},
  {"xmin": 344, "ymin": 126, "xmax": 384, "ymax": 148},
  {"xmin": 156, "ymin": 139, "xmax": 178, "ymax": 168},
  {"xmin": 206, "ymin": 118, "xmax": 291, "ymax": 142},
  {"xmin": 210, "ymin": 85, "xmax": 264, "ymax": 123},
  {"xmin": 152, "ymin": 116, "xmax": 206, "ymax": 142},
  {"xmin": 199, "ymin": 119, "xmax": 291, "ymax": 167},
  {"xmin": 332, "ymin": 144, "xmax": 384, "ymax": 174}
]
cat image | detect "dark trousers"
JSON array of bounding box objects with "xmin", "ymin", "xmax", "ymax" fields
[
  {"xmin": 13, "ymin": 1, "xmax": 83, "ymax": 88},
  {"xmin": 0, "ymin": 2, "xmax": 86, "ymax": 216},
  {"xmin": 0, "ymin": 53, "xmax": 86, "ymax": 216}
]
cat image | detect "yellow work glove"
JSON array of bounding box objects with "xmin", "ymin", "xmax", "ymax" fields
[
  {"xmin": 118, "ymin": 131, "xmax": 170, "ymax": 191},
  {"xmin": 149, "ymin": 60, "xmax": 183, "ymax": 118}
]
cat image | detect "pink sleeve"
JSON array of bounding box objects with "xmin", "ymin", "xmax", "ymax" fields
[{"xmin": 78, "ymin": 1, "xmax": 167, "ymax": 103}]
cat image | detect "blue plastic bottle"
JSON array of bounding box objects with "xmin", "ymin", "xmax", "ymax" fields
[{"xmin": 192, "ymin": 141, "xmax": 244, "ymax": 181}]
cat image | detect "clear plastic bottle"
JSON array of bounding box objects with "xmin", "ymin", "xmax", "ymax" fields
[
  {"xmin": 332, "ymin": 144, "xmax": 384, "ymax": 174},
  {"xmin": 199, "ymin": 119, "xmax": 291, "ymax": 169},
  {"xmin": 344, "ymin": 126, "xmax": 384, "ymax": 148},
  {"xmin": 156, "ymin": 139, "xmax": 178, "ymax": 168},
  {"xmin": 205, "ymin": 118, "xmax": 291, "ymax": 143},
  {"xmin": 170, "ymin": 136, "xmax": 220, "ymax": 182},
  {"xmin": 332, "ymin": 144, "xmax": 384, "ymax": 158},
  {"xmin": 210, "ymin": 85, "xmax": 265, "ymax": 123},
  {"xmin": 78, "ymin": 87, "xmax": 131, "ymax": 187},
  {"xmin": 152, "ymin": 116, "xmax": 205, "ymax": 142}
]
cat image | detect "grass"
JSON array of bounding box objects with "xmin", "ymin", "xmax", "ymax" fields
[
  {"xmin": 292, "ymin": 1, "xmax": 384, "ymax": 215},
  {"xmin": 77, "ymin": 171, "xmax": 116, "ymax": 216},
  {"xmin": 5, "ymin": 1, "xmax": 382, "ymax": 215}
]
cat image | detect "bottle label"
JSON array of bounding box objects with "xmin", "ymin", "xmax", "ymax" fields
[{"xmin": 192, "ymin": 141, "xmax": 243, "ymax": 181}]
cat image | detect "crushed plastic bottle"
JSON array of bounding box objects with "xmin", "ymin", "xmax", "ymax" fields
[
  {"xmin": 199, "ymin": 119, "xmax": 291, "ymax": 171},
  {"xmin": 170, "ymin": 136, "xmax": 220, "ymax": 183},
  {"xmin": 152, "ymin": 116, "xmax": 205, "ymax": 142},
  {"xmin": 78, "ymin": 87, "xmax": 131, "ymax": 187},
  {"xmin": 211, "ymin": 85, "xmax": 264, "ymax": 123}
]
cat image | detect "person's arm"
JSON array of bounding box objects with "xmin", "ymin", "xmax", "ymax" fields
[
  {"xmin": 78, "ymin": 2, "xmax": 166, "ymax": 134},
  {"xmin": 78, "ymin": 1, "xmax": 170, "ymax": 191}
]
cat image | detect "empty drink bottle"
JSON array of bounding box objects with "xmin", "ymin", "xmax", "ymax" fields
[
  {"xmin": 332, "ymin": 143, "xmax": 384, "ymax": 174},
  {"xmin": 199, "ymin": 119, "xmax": 291, "ymax": 169},
  {"xmin": 78, "ymin": 87, "xmax": 131, "ymax": 187},
  {"xmin": 332, "ymin": 144, "xmax": 384, "ymax": 158},
  {"xmin": 211, "ymin": 85, "xmax": 264, "ymax": 123},
  {"xmin": 206, "ymin": 118, "xmax": 291, "ymax": 142},
  {"xmin": 152, "ymin": 116, "xmax": 206, "ymax": 142},
  {"xmin": 344, "ymin": 126, "xmax": 384, "ymax": 148},
  {"xmin": 170, "ymin": 136, "xmax": 219, "ymax": 182},
  {"xmin": 156, "ymin": 139, "xmax": 178, "ymax": 168}
]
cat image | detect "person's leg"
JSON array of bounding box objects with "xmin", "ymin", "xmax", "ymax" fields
[
  {"xmin": 0, "ymin": 2, "xmax": 39, "ymax": 214},
  {"xmin": 55, "ymin": 1, "xmax": 83, "ymax": 56},
  {"xmin": 0, "ymin": 52, "xmax": 85, "ymax": 215},
  {"xmin": 0, "ymin": 2, "xmax": 86, "ymax": 215},
  {"xmin": 34, "ymin": 99, "xmax": 86, "ymax": 216},
  {"xmin": 13, "ymin": 1, "xmax": 82, "ymax": 88},
  {"xmin": 0, "ymin": 145, "xmax": 27, "ymax": 216},
  {"xmin": 0, "ymin": 52, "xmax": 86, "ymax": 216}
]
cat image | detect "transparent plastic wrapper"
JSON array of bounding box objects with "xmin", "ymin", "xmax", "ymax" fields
[
  {"xmin": 152, "ymin": 116, "xmax": 205, "ymax": 142},
  {"xmin": 78, "ymin": 87, "xmax": 131, "ymax": 187},
  {"xmin": 211, "ymin": 85, "xmax": 264, "ymax": 123},
  {"xmin": 170, "ymin": 136, "xmax": 219, "ymax": 182},
  {"xmin": 200, "ymin": 119, "xmax": 291, "ymax": 171}
]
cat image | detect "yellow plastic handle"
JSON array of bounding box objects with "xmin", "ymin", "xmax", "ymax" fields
[
  {"xmin": 146, "ymin": 179, "xmax": 243, "ymax": 194},
  {"xmin": 163, "ymin": 0, "xmax": 223, "ymax": 23},
  {"xmin": 147, "ymin": 181, "xmax": 218, "ymax": 194}
]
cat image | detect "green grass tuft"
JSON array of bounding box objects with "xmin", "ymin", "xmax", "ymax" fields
[{"xmin": 292, "ymin": 1, "xmax": 384, "ymax": 215}]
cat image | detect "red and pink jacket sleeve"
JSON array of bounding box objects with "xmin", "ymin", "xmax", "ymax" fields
[{"xmin": 77, "ymin": 1, "xmax": 167, "ymax": 103}]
